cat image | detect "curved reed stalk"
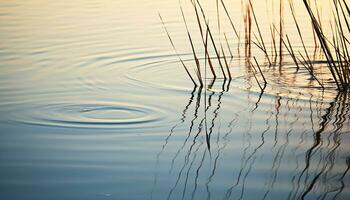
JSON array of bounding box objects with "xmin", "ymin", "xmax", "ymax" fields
[{"xmin": 162, "ymin": 0, "xmax": 349, "ymax": 91}]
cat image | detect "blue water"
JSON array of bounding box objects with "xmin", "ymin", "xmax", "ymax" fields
[{"xmin": 0, "ymin": 0, "xmax": 349, "ymax": 199}]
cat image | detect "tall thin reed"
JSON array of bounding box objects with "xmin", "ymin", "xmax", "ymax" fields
[
  {"xmin": 180, "ymin": 5, "xmax": 203, "ymax": 86},
  {"xmin": 303, "ymin": 0, "xmax": 350, "ymax": 90},
  {"xmin": 191, "ymin": 1, "xmax": 217, "ymax": 79},
  {"xmin": 159, "ymin": 13, "xmax": 197, "ymax": 86},
  {"xmin": 249, "ymin": 0, "xmax": 271, "ymax": 65},
  {"xmin": 165, "ymin": 0, "xmax": 350, "ymax": 91}
]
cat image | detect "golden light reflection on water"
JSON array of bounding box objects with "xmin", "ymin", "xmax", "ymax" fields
[{"xmin": 0, "ymin": 0, "xmax": 349, "ymax": 200}]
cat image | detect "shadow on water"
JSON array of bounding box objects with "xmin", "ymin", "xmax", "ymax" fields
[{"xmin": 151, "ymin": 78, "xmax": 350, "ymax": 200}]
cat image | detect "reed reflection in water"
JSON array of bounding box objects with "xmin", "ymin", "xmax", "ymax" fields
[
  {"xmin": 0, "ymin": 0, "xmax": 349, "ymax": 199},
  {"xmin": 151, "ymin": 79, "xmax": 350, "ymax": 200}
]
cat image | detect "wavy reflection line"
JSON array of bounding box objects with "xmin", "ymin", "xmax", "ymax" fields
[
  {"xmin": 205, "ymin": 89, "xmax": 215, "ymax": 153},
  {"xmin": 167, "ymin": 85, "xmax": 212, "ymax": 200},
  {"xmin": 224, "ymin": 112, "xmax": 254, "ymax": 199},
  {"xmin": 287, "ymin": 152, "xmax": 303, "ymax": 200},
  {"xmin": 169, "ymin": 87, "xmax": 203, "ymax": 174},
  {"xmin": 324, "ymin": 95, "xmax": 350, "ymax": 199},
  {"xmin": 315, "ymin": 134, "xmax": 341, "ymax": 200},
  {"xmin": 273, "ymin": 96, "xmax": 282, "ymax": 147},
  {"xmin": 298, "ymin": 98, "xmax": 335, "ymax": 194},
  {"xmin": 238, "ymin": 156, "xmax": 257, "ymax": 200},
  {"xmin": 238, "ymin": 87, "xmax": 273, "ymax": 198},
  {"xmin": 205, "ymin": 119, "xmax": 222, "ymax": 200},
  {"xmin": 151, "ymin": 86, "xmax": 197, "ymax": 200},
  {"xmin": 287, "ymin": 92, "xmax": 350, "ymax": 200},
  {"xmin": 191, "ymin": 148, "xmax": 207, "ymax": 200},
  {"xmin": 332, "ymin": 157, "xmax": 350, "ymax": 200},
  {"xmin": 165, "ymin": 77, "xmax": 228, "ymax": 200},
  {"xmin": 298, "ymin": 93, "xmax": 350, "ymax": 199},
  {"xmin": 223, "ymin": 87, "xmax": 269, "ymax": 200},
  {"xmin": 206, "ymin": 89, "xmax": 224, "ymax": 151},
  {"xmin": 195, "ymin": 80, "xmax": 230, "ymax": 199},
  {"xmin": 299, "ymin": 134, "xmax": 337, "ymax": 200},
  {"xmin": 166, "ymin": 117, "xmax": 205, "ymax": 200},
  {"xmin": 292, "ymin": 93, "xmax": 339, "ymax": 200},
  {"xmin": 287, "ymin": 96, "xmax": 310, "ymax": 200},
  {"xmin": 239, "ymin": 112, "xmax": 273, "ymax": 199},
  {"xmin": 181, "ymin": 138, "xmax": 204, "ymax": 200},
  {"xmin": 155, "ymin": 86, "xmax": 197, "ymax": 159},
  {"xmin": 263, "ymin": 97, "xmax": 298, "ymax": 200},
  {"xmin": 220, "ymin": 113, "xmax": 245, "ymax": 198},
  {"xmin": 252, "ymin": 86, "xmax": 266, "ymax": 112},
  {"xmin": 206, "ymin": 117, "xmax": 232, "ymax": 200},
  {"xmin": 240, "ymin": 106, "xmax": 275, "ymax": 200},
  {"xmin": 203, "ymin": 81, "xmax": 229, "ymax": 198}
]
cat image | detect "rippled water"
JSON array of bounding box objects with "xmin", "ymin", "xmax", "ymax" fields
[{"xmin": 0, "ymin": 0, "xmax": 349, "ymax": 200}]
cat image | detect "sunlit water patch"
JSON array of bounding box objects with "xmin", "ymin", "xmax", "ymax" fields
[
  {"xmin": 0, "ymin": 0, "xmax": 349, "ymax": 200},
  {"xmin": 12, "ymin": 102, "xmax": 165, "ymax": 130}
]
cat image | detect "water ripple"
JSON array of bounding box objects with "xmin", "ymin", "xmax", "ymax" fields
[{"xmin": 13, "ymin": 102, "xmax": 166, "ymax": 130}]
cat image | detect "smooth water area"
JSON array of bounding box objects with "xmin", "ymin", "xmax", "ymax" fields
[{"xmin": 0, "ymin": 0, "xmax": 349, "ymax": 199}]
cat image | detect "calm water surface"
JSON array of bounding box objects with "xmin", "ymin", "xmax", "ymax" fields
[{"xmin": 0, "ymin": 0, "xmax": 349, "ymax": 199}]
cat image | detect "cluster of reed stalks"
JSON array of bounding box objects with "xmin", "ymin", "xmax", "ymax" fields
[
  {"xmin": 160, "ymin": 0, "xmax": 239, "ymax": 87},
  {"xmin": 161, "ymin": 0, "xmax": 350, "ymax": 91},
  {"xmin": 303, "ymin": 0, "xmax": 350, "ymax": 91}
]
